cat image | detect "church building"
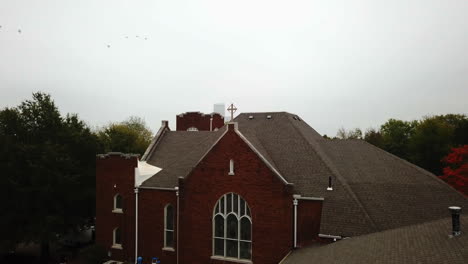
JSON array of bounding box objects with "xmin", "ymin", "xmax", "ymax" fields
[{"xmin": 96, "ymin": 110, "xmax": 467, "ymax": 264}]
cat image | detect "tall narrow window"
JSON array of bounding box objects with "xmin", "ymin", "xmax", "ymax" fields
[
  {"xmin": 229, "ymin": 159, "xmax": 235, "ymax": 175},
  {"xmin": 113, "ymin": 194, "xmax": 123, "ymax": 213},
  {"xmin": 164, "ymin": 204, "xmax": 174, "ymax": 248},
  {"xmin": 213, "ymin": 193, "xmax": 251, "ymax": 260},
  {"xmin": 113, "ymin": 227, "xmax": 122, "ymax": 249}
]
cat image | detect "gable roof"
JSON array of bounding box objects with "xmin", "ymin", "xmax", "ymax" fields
[
  {"xmin": 142, "ymin": 128, "xmax": 226, "ymax": 188},
  {"xmin": 142, "ymin": 112, "xmax": 467, "ymax": 237},
  {"xmin": 282, "ymin": 215, "xmax": 468, "ymax": 264}
]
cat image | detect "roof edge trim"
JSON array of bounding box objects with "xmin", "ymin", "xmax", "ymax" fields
[
  {"xmin": 141, "ymin": 121, "xmax": 170, "ymax": 161},
  {"xmin": 235, "ymin": 129, "xmax": 290, "ymax": 185}
]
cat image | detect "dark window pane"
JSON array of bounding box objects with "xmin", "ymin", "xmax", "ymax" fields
[
  {"xmin": 215, "ymin": 215, "xmax": 224, "ymax": 237},
  {"xmin": 166, "ymin": 205, "xmax": 173, "ymax": 230},
  {"xmin": 233, "ymin": 194, "xmax": 238, "ymax": 214},
  {"xmin": 226, "ymin": 239, "xmax": 238, "ymax": 258},
  {"xmin": 240, "ymin": 242, "xmax": 251, "ymax": 259},
  {"xmin": 115, "ymin": 195, "xmax": 122, "ymax": 209},
  {"xmin": 165, "ymin": 230, "xmax": 174, "ymax": 247},
  {"xmin": 215, "ymin": 202, "xmax": 219, "ymax": 214},
  {"xmin": 246, "ymin": 205, "xmax": 251, "ymax": 217},
  {"xmin": 221, "ymin": 197, "xmax": 225, "ymax": 214},
  {"xmin": 227, "ymin": 193, "xmax": 232, "ymax": 213},
  {"xmin": 240, "ymin": 218, "xmax": 251, "ymax": 241},
  {"xmin": 227, "ymin": 215, "xmax": 238, "ymax": 239},
  {"xmin": 114, "ymin": 228, "xmax": 121, "ymax": 244},
  {"xmin": 214, "ymin": 238, "xmax": 224, "ymax": 256},
  {"xmin": 240, "ymin": 199, "xmax": 245, "ymax": 216}
]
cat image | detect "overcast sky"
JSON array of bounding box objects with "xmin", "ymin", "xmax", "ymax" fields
[{"xmin": 1, "ymin": 0, "xmax": 467, "ymax": 136}]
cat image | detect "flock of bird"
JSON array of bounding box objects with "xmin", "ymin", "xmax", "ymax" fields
[
  {"xmin": 107, "ymin": 35, "xmax": 149, "ymax": 48},
  {"xmin": 0, "ymin": 25, "xmax": 21, "ymax": 33},
  {"xmin": 0, "ymin": 25, "xmax": 147, "ymax": 48}
]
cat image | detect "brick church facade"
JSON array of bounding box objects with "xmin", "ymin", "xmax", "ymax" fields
[{"xmin": 96, "ymin": 111, "xmax": 467, "ymax": 264}]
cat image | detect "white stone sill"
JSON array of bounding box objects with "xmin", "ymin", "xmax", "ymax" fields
[{"xmin": 210, "ymin": 255, "xmax": 252, "ymax": 264}]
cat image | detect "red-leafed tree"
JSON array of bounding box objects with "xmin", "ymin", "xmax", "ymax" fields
[{"xmin": 439, "ymin": 145, "xmax": 468, "ymax": 196}]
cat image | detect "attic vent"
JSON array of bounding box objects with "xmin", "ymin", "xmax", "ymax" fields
[
  {"xmin": 296, "ymin": 116, "xmax": 301, "ymax": 121},
  {"xmin": 266, "ymin": 115, "xmax": 272, "ymax": 119},
  {"xmin": 327, "ymin": 176, "xmax": 333, "ymax": 191},
  {"xmin": 248, "ymin": 115, "xmax": 254, "ymax": 120},
  {"xmin": 293, "ymin": 116, "xmax": 297, "ymax": 120}
]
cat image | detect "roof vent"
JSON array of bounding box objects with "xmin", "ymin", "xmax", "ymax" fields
[
  {"xmin": 266, "ymin": 115, "xmax": 272, "ymax": 119},
  {"xmin": 449, "ymin": 206, "xmax": 462, "ymax": 237},
  {"xmin": 292, "ymin": 116, "xmax": 297, "ymax": 120},
  {"xmin": 248, "ymin": 115, "xmax": 254, "ymax": 120}
]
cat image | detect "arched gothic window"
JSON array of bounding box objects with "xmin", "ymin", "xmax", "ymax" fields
[
  {"xmin": 164, "ymin": 204, "xmax": 174, "ymax": 248},
  {"xmin": 213, "ymin": 193, "xmax": 252, "ymax": 260}
]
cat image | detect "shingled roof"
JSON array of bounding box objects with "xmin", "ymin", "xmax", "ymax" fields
[
  {"xmin": 282, "ymin": 215, "xmax": 468, "ymax": 264},
  {"xmin": 142, "ymin": 112, "xmax": 467, "ymax": 237}
]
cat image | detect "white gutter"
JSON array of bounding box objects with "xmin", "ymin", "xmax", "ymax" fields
[
  {"xmin": 293, "ymin": 198, "xmax": 298, "ymax": 248},
  {"xmin": 176, "ymin": 187, "xmax": 180, "ymax": 264},
  {"xmin": 134, "ymin": 187, "xmax": 139, "ymax": 263},
  {"xmin": 318, "ymin": 234, "xmax": 342, "ymax": 240},
  {"xmin": 133, "ymin": 161, "xmax": 162, "ymax": 263}
]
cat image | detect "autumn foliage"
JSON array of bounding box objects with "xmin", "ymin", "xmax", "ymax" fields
[{"xmin": 439, "ymin": 145, "xmax": 468, "ymax": 196}]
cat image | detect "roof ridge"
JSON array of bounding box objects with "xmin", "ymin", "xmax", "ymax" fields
[
  {"xmin": 360, "ymin": 140, "xmax": 467, "ymax": 199},
  {"xmin": 288, "ymin": 120, "xmax": 379, "ymax": 232}
]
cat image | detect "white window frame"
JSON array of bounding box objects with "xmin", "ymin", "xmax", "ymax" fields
[
  {"xmin": 112, "ymin": 227, "xmax": 122, "ymax": 249},
  {"xmin": 113, "ymin": 194, "xmax": 123, "ymax": 213},
  {"xmin": 187, "ymin": 127, "xmax": 199, "ymax": 131},
  {"xmin": 212, "ymin": 193, "xmax": 252, "ymax": 262},
  {"xmin": 164, "ymin": 204, "xmax": 174, "ymax": 249}
]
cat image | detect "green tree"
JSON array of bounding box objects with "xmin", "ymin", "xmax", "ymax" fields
[
  {"xmin": 336, "ymin": 127, "xmax": 363, "ymax": 139},
  {"xmin": 380, "ymin": 119, "xmax": 417, "ymax": 161},
  {"xmin": 98, "ymin": 116, "xmax": 153, "ymax": 156},
  {"xmin": 409, "ymin": 115, "xmax": 466, "ymax": 175},
  {"xmin": 0, "ymin": 93, "xmax": 101, "ymax": 262},
  {"xmin": 364, "ymin": 128, "xmax": 384, "ymax": 148}
]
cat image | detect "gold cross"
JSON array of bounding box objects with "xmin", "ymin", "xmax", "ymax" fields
[{"xmin": 227, "ymin": 103, "xmax": 237, "ymax": 121}]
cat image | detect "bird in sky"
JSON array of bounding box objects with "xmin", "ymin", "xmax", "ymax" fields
[
  {"xmin": 107, "ymin": 44, "xmax": 110, "ymax": 48},
  {"xmin": 18, "ymin": 29, "xmax": 22, "ymax": 33}
]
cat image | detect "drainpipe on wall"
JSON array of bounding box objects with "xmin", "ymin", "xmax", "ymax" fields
[
  {"xmin": 175, "ymin": 187, "xmax": 180, "ymax": 264},
  {"xmin": 135, "ymin": 187, "xmax": 139, "ymax": 264},
  {"xmin": 210, "ymin": 117, "xmax": 213, "ymax": 131},
  {"xmin": 293, "ymin": 198, "xmax": 298, "ymax": 248}
]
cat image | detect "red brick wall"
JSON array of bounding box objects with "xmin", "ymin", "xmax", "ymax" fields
[
  {"xmin": 296, "ymin": 200, "xmax": 322, "ymax": 248},
  {"xmin": 96, "ymin": 154, "xmax": 138, "ymax": 262},
  {"xmin": 176, "ymin": 112, "xmax": 224, "ymax": 131},
  {"xmin": 178, "ymin": 128, "xmax": 294, "ymax": 264},
  {"xmin": 138, "ymin": 189, "xmax": 177, "ymax": 264}
]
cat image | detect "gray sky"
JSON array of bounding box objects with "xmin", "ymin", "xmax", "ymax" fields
[{"xmin": 1, "ymin": 0, "xmax": 467, "ymax": 136}]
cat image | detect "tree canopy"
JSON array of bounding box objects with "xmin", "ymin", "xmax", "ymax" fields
[
  {"xmin": 440, "ymin": 145, "xmax": 468, "ymax": 196},
  {"xmin": 0, "ymin": 93, "xmax": 101, "ymax": 259},
  {"xmin": 97, "ymin": 116, "xmax": 153, "ymax": 156}
]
